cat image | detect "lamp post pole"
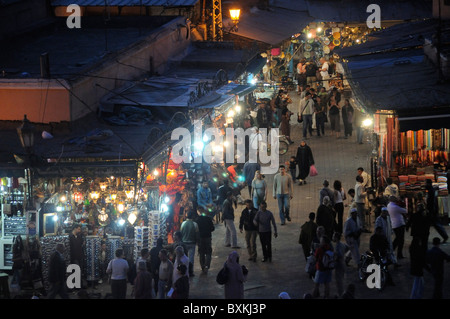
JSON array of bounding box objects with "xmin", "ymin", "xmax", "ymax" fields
[{"xmin": 17, "ymin": 114, "xmax": 36, "ymax": 210}]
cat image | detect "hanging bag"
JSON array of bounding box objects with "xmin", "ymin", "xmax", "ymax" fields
[{"xmin": 297, "ymin": 101, "xmax": 309, "ymax": 123}]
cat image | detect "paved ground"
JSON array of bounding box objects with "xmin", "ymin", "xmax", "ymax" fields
[{"xmin": 12, "ymin": 88, "xmax": 449, "ymax": 301}]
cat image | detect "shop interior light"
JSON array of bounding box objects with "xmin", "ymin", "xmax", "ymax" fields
[
  {"xmin": 194, "ymin": 141, "xmax": 204, "ymax": 151},
  {"xmin": 128, "ymin": 212, "xmax": 137, "ymax": 225},
  {"xmin": 118, "ymin": 202, "xmax": 125, "ymax": 213},
  {"xmin": 235, "ymin": 104, "xmax": 241, "ymax": 113},
  {"xmin": 153, "ymin": 169, "xmax": 159, "ymax": 176},
  {"xmin": 307, "ymin": 32, "xmax": 312, "ymax": 38},
  {"xmin": 202, "ymin": 134, "xmax": 209, "ymax": 142},
  {"xmin": 56, "ymin": 206, "xmax": 63, "ymax": 212},
  {"xmin": 317, "ymin": 27, "xmax": 322, "ymax": 33},
  {"xmin": 223, "ymin": 141, "xmax": 230, "ymax": 147},
  {"xmin": 53, "ymin": 215, "xmax": 58, "ymax": 221},
  {"xmin": 60, "ymin": 195, "xmax": 66, "ymax": 202},
  {"xmin": 117, "ymin": 218, "xmax": 125, "ymax": 226},
  {"xmin": 160, "ymin": 203, "xmax": 168, "ymax": 213},
  {"xmin": 125, "ymin": 190, "xmax": 134, "ymax": 199},
  {"xmin": 100, "ymin": 183, "xmax": 107, "ymax": 192},
  {"xmin": 164, "ymin": 196, "xmax": 170, "ymax": 203},
  {"xmin": 111, "ymin": 193, "xmax": 117, "ymax": 201},
  {"xmin": 227, "ymin": 110, "xmax": 235, "ymax": 118},
  {"xmin": 362, "ymin": 118, "xmax": 373, "ymax": 127}
]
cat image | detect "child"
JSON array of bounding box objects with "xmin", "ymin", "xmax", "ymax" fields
[
  {"xmin": 289, "ymin": 156, "xmax": 297, "ymax": 183},
  {"xmin": 172, "ymin": 263, "xmax": 189, "ymax": 299}
]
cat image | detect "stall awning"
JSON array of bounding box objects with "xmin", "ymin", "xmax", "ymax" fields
[
  {"xmin": 0, "ymin": 165, "xmax": 25, "ymax": 178},
  {"xmin": 233, "ymin": 7, "xmax": 313, "ymax": 46},
  {"xmin": 398, "ymin": 114, "xmax": 450, "ymax": 132},
  {"xmin": 33, "ymin": 161, "xmax": 138, "ymax": 178}
]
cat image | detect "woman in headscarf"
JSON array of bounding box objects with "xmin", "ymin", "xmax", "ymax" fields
[
  {"xmin": 316, "ymin": 196, "xmax": 336, "ymax": 240},
  {"xmin": 224, "ymin": 251, "xmax": 246, "ymax": 299},
  {"xmin": 295, "ymin": 140, "xmax": 315, "ymax": 185}
]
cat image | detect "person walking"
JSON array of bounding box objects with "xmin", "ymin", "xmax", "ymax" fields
[
  {"xmin": 332, "ymin": 232, "xmax": 346, "ymax": 298},
  {"xmin": 426, "ymin": 237, "xmax": 450, "ymax": 299},
  {"xmin": 180, "ymin": 210, "xmax": 200, "ymax": 277},
  {"xmin": 222, "ymin": 192, "xmax": 240, "ymax": 248},
  {"xmin": 106, "ymin": 248, "xmax": 129, "ymax": 299},
  {"xmin": 311, "ymin": 235, "xmax": 334, "ymax": 299},
  {"xmin": 253, "ymin": 201, "xmax": 278, "ymax": 262},
  {"xmin": 319, "ymin": 180, "xmax": 335, "ymax": 207},
  {"xmin": 243, "ymin": 160, "xmax": 261, "ymax": 197},
  {"xmin": 273, "ymin": 165, "xmax": 294, "ymax": 225},
  {"xmin": 239, "ymin": 200, "xmax": 259, "ymax": 262},
  {"xmin": 387, "ymin": 196, "xmax": 407, "ymax": 260},
  {"xmin": 299, "ymin": 92, "xmax": 315, "ymax": 139},
  {"xmin": 406, "ymin": 192, "xmax": 431, "ymax": 255},
  {"xmin": 328, "ymin": 95, "xmax": 341, "ymax": 138},
  {"xmin": 425, "ymin": 179, "xmax": 449, "ymax": 243},
  {"xmin": 47, "ymin": 243, "xmax": 69, "ymax": 299},
  {"xmin": 156, "ymin": 249, "xmax": 173, "ymax": 299},
  {"xmin": 217, "ymin": 179, "xmax": 233, "ymax": 224},
  {"xmin": 295, "ymin": 140, "xmax": 315, "ymax": 185},
  {"xmin": 172, "ymin": 263, "xmax": 189, "ymax": 299},
  {"xmin": 134, "ymin": 261, "xmax": 153, "ymax": 299},
  {"xmin": 333, "ymin": 180, "xmax": 346, "ymax": 233},
  {"xmin": 375, "ymin": 207, "xmax": 398, "ymax": 267},
  {"xmin": 196, "ymin": 207, "xmax": 215, "ymax": 274},
  {"xmin": 149, "ymin": 237, "xmax": 164, "ymax": 296},
  {"xmin": 341, "ymin": 98, "xmax": 354, "ymax": 139},
  {"xmin": 224, "ymin": 251, "xmax": 246, "ymax": 299},
  {"xmin": 299, "ymin": 212, "xmax": 318, "ymax": 261},
  {"xmin": 409, "ymin": 238, "xmax": 429, "ymax": 299},
  {"xmin": 172, "ymin": 245, "xmax": 190, "ymax": 288},
  {"xmin": 251, "ymin": 170, "xmax": 267, "ymax": 210},
  {"xmin": 316, "ymin": 196, "xmax": 336, "ymax": 240},
  {"xmin": 343, "ymin": 208, "xmax": 362, "ymax": 267},
  {"xmin": 355, "ymin": 175, "xmax": 369, "ymax": 233}
]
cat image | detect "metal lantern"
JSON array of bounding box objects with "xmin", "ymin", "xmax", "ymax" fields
[{"xmin": 17, "ymin": 114, "xmax": 35, "ymax": 153}]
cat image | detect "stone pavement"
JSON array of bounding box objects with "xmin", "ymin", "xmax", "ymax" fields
[{"xmin": 40, "ymin": 88, "xmax": 450, "ymax": 300}]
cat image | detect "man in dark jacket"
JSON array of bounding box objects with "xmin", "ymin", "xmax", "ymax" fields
[
  {"xmin": 48, "ymin": 243, "xmax": 69, "ymax": 299},
  {"xmin": 426, "ymin": 237, "xmax": 450, "ymax": 299},
  {"xmin": 299, "ymin": 212, "xmax": 318, "ymax": 261},
  {"xmin": 196, "ymin": 207, "xmax": 215, "ymax": 274},
  {"xmin": 149, "ymin": 237, "xmax": 164, "ymax": 295},
  {"xmin": 223, "ymin": 192, "xmax": 239, "ymax": 248},
  {"xmin": 239, "ymin": 200, "xmax": 259, "ymax": 262}
]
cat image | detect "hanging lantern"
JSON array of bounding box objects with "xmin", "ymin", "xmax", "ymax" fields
[
  {"xmin": 100, "ymin": 183, "xmax": 107, "ymax": 192},
  {"xmin": 98, "ymin": 208, "xmax": 109, "ymax": 226},
  {"xmin": 117, "ymin": 202, "xmax": 125, "ymax": 213},
  {"xmin": 127, "ymin": 211, "xmax": 137, "ymax": 225},
  {"xmin": 125, "ymin": 190, "xmax": 134, "ymax": 199},
  {"xmin": 111, "ymin": 193, "xmax": 117, "ymax": 201}
]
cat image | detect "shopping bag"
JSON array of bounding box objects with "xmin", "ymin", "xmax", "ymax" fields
[{"xmin": 309, "ymin": 165, "xmax": 318, "ymax": 176}]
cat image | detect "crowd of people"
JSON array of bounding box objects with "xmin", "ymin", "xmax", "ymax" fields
[
  {"xmin": 42, "ymin": 64, "xmax": 450, "ymax": 300},
  {"xmin": 298, "ymin": 165, "xmax": 450, "ymax": 299}
]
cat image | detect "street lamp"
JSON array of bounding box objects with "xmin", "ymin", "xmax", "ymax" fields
[
  {"xmin": 17, "ymin": 115, "xmax": 35, "ymax": 155},
  {"xmin": 229, "ymin": 8, "xmax": 240, "ymax": 32},
  {"xmin": 17, "ymin": 114, "xmax": 35, "ymax": 210}
]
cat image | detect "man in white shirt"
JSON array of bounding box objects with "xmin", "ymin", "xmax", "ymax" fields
[
  {"xmin": 355, "ymin": 175, "xmax": 370, "ymax": 232},
  {"xmin": 106, "ymin": 248, "xmax": 130, "ymax": 299},
  {"xmin": 319, "ymin": 57, "xmax": 330, "ymax": 91},
  {"xmin": 387, "ymin": 196, "xmax": 407, "ymax": 260},
  {"xmin": 383, "ymin": 177, "xmax": 399, "ymax": 199},
  {"xmin": 299, "ymin": 92, "xmax": 315, "ymax": 139}
]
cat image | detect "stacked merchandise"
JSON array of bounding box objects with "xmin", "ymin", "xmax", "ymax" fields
[
  {"xmin": 134, "ymin": 226, "xmax": 149, "ymax": 260},
  {"xmin": 148, "ymin": 210, "xmax": 167, "ymax": 248},
  {"xmin": 85, "ymin": 236, "xmax": 102, "ymax": 281},
  {"xmin": 105, "ymin": 236, "xmax": 123, "ymax": 263},
  {"xmin": 4, "ymin": 216, "xmax": 27, "ymax": 236},
  {"xmin": 40, "ymin": 235, "xmax": 70, "ymax": 293}
]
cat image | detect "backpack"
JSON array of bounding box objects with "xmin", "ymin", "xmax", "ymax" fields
[
  {"xmin": 322, "ymin": 250, "xmax": 336, "ymax": 270},
  {"xmin": 216, "ymin": 263, "xmax": 229, "ymax": 285},
  {"xmin": 128, "ymin": 261, "xmax": 137, "ymax": 285},
  {"xmin": 328, "ymin": 62, "xmax": 335, "ymax": 76}
]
